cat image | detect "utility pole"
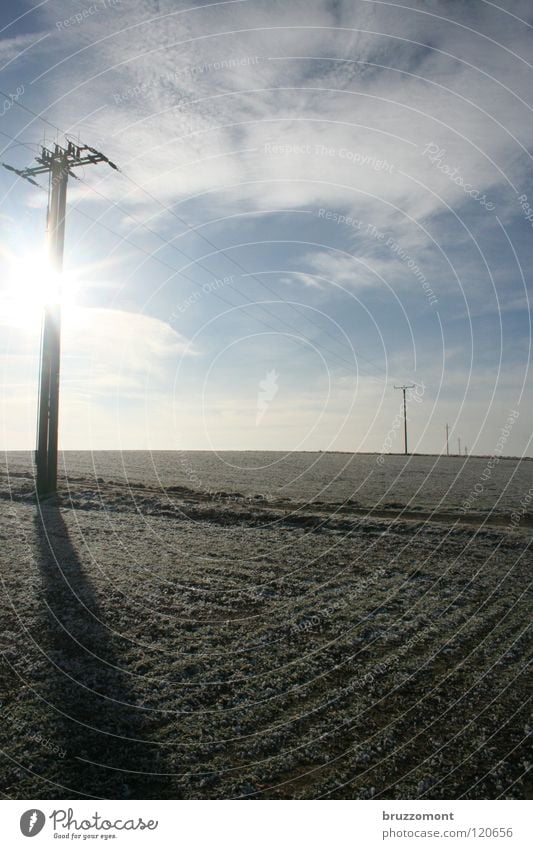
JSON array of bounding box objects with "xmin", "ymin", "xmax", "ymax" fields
[
  {"xmin": 445, "ymin": 423, "xmax": 449, "ymax": 457},
  {"xmin": 458, "ymin": 437, "xmax": 461, "ymax": 456},
  {"xmin": 3, "ymin": 141, "xmax": 117, "ymax": 497},
  {"xmin": 394, "ymin": 384, "xmax": 415, "ymax": 455}
]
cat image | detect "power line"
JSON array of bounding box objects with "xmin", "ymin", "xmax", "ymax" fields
[
  {"xmin": 2, "ymin": 133, "xmax": 344, "ymax": 376},
  {"xmin": 115, "ymin": 164, "xmax": 389, "ymax": 378},
  {"xmin": 0, "ymin": 92, "xmax": 359, "ymax": 369},
  {"xmin": 2, "ymin": 127, "xmax": 335, "ymax": 356},
  {"xmin": 3, "ymin": 131, "xmax": 374, "ymax": 387},
  {"xmin": 0, "ymin": 87, "xmax": 64, "ymax": 137},
  {"xmin": 72, "ymin": 170, "xmax": 379, "ymax": 378},
  {"xmin": 0, "ymin": 96, "xmax": 392, "ymax": 381}
]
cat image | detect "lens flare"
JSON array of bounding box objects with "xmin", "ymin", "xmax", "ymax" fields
[{"xmin": 1, "ymin": 251, "xmax": 78, "ymax": 330}]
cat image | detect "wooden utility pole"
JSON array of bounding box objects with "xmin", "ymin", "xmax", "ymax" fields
[
  {"xmin": 3, "ymin": 141, "xmax": 117, "ymax": 497},
  {"xmin": 446, "ymin": 423, "xmax": 449, "ymax": 456},
  {"xmin": 36, "ymin": 153, "xmax": 68, "ymax": 497},
  {"xmin": 394, "ymin": 384, "xmax": 415, "ymax": 455}
]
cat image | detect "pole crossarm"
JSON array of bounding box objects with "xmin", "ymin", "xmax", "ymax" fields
[
  {"xmin": 1, "ymin": 162, "xmax": 40, "ymax": 185},
  {"xmin": 2, "ymin": 141, "xmax": 118, "ymax": 184},
  {"xmin": 3, "ymin": 137, "xmax": 117, "ymax": 498}
]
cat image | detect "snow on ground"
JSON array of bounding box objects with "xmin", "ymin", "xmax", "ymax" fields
[{"xmin": 0, "ymin": 455, "xmax": 531, "ymax": 799}]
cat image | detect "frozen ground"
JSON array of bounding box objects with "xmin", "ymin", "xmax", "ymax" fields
[
  {"xmin": 5, "ymin": 449, "xmax": 533, "ymax": 511},
  {"xmin": 0, "ymin": 452, "xmax": 531, "ymax": 799}
]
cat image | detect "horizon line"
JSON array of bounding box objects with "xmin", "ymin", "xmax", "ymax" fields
[{"xmin": 3, "ymin": 449, "xmax": 532, "ymax": 460}]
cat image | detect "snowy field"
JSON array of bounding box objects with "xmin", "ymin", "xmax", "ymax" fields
[
  {"xmin": 0, "ymin": 452, "xmax": 531, "ymax": 799},
  {"xmin": 4, "ymin": 449, "xmax": 533, "ymax": 511}
]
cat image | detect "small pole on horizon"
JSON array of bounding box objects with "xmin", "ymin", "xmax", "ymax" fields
[
  {"xmin": 446, "ymin": 423, "xmax": 449, "ymax": 457},
  {"xmin": 458, "ymin": 437, "xmax": 461, "ymax": 456},
  {"xmin": 394, "ymin": 384, "xmax": 415, "ymax": 455}
]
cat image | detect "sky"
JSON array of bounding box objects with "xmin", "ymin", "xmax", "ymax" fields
[{"xmin": 0, "ymin": 0, "xmax": 531, "ymax": 454}]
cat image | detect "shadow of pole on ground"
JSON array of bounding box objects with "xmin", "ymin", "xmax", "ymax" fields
[{"xmin": 29, "ymin": 502, "xmax": 172, "ymax": 799}]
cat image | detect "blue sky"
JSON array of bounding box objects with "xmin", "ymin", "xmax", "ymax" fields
[{"xmin": 0, "ymin": 0, "xmax": 531, "ymax": 454}]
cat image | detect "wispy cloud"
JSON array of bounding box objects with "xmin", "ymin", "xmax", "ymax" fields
[{"xmin": 0, "ymin": 0, "xmax": 531, "ymax": 451}]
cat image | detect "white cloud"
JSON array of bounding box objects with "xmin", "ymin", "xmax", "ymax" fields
[
  {"xmin": 27, "ymin": 0, "xmax": 531, "ymax": 232},
  {"xmin": 0, "ymin": 30, "xmax": 49, "ymax": 69},
  {"xmin": 1, "ymin": 0, "xmax": 531, "ymax": 452},
  {"xmin": 0, "ymin": 306, "xmax": 194, "ymax": 447},
  {"xmin": 60, "ymin": 306, "xmax": 194, "ymax": 390}
]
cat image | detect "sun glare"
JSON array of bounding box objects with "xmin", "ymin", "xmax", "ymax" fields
[{"xmin": 2, "ymin": 252, "xmax": 78, "ymax": 331}]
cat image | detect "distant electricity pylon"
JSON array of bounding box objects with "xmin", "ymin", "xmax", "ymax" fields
[
  {"xmin": 394, "ymin": 384, "xmax": 415, "ymax": 455},
  {"xmin": 2, "ymin": 141, "xmax": 118, "ymax": 497}
]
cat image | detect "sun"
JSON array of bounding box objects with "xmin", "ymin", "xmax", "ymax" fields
[{"xmin": 1, "ymin": 251, "xmax": 78, "ymax": 331}]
